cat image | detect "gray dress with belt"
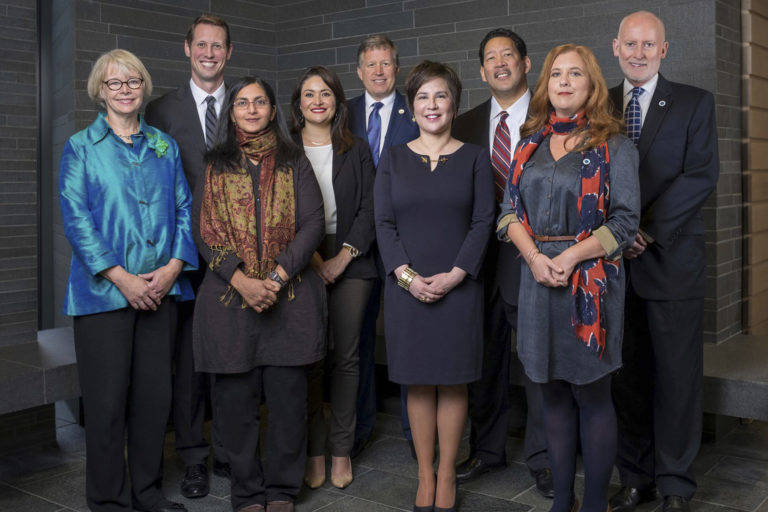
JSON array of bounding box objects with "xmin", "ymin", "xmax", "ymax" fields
[{"xmin": 502, "ymin": 135, "xmax": 640, "ymax": 385}]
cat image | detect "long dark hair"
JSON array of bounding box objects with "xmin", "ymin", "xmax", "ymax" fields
[
  {"xmin": 289, "ymin": 66, "xmax": 355, "ymax": 154},
  {"xmin": 205, "ymin": 76, "xmax": 301, "ymax": 172}
]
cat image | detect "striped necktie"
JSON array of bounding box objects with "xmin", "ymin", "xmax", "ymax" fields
[
  {"xmin": 491, "ymin": 111, "xmax": 511, "ymax": 203},
  {"xmin": 367, "ymin": 101, "xmax": 384, "ymax": 167},
  {"xmin": 205, "ymin": 95, "xmax": 217, "ymax": 150},
  {"xmin": 624, "ymin": 87, "xmax": 644, "ymax": 145}
]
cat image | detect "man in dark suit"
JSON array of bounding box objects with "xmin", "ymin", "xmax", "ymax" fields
[
  {"xmin": 346, "ymin": 34, "xmax": 419, "ymax": 459},
  {"xmin": 144, "ymin": 14, "xmax": 233, "ymax": 499},
  {"xmin": 451, "ymin": 28, "xmax": 552, "ymax": 498},
  {"xmin": 607, "ymin": 11, "xmax": 719, "ymax": 512}
]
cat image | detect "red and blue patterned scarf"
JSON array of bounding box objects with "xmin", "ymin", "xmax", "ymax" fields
[{"xmin": 507, "ymin": 111, "xmax": 619, "ymax": 357}]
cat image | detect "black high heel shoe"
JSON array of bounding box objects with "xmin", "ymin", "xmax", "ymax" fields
[
  {"xmin": 434, "ymin": 480, "xmax": 458, "ymax": 512},
  {"xmin": 412, "ymin": 506, "xmax": 433, "ymax": 512}
]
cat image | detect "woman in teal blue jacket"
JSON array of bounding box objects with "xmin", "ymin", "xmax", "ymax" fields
[{"xmin": 59, "ymin": 49, "xmax": 197, "ymax": 512}]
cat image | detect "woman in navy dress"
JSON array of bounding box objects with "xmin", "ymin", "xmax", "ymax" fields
[{"xmin": 374, "ymin": 61, "xmax": 494, "ymax": 512}]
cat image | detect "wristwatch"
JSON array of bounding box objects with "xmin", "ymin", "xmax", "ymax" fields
[
  {"xmin": 268, "ymin": 270, "xmax": 286, "ymax": 287},
  {"xmin": 343, "ymin": 243, "xmax": 360, "ymax": 258}
]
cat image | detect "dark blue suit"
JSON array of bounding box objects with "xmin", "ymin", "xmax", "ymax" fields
[
  {"xmin": 609, "ymin": 74, "xmax": 719, "ymax": 499},
  {"xmin": 348, "ymin": 90, "xmax": 418, "ymax": 444}
]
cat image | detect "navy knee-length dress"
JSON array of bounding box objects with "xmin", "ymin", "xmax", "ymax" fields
[{"xmin": 373, "ymin": 143, "xmax": 494, "ymax": 385}]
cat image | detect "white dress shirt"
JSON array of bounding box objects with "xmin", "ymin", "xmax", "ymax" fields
[
  {"xmin": 621, "ymin": 73, "xmax": 659, "ymax": 127},
  {"xmin": 364, "ymin": 90, "xmax": 396, "ymax": 156},
  {"xmin": 488, "ymin": 89, "xmax": 531, "ymax": 155},
  {"xmin": 189, "ymin": 79, "xmax": 226, "ymax": 135}
]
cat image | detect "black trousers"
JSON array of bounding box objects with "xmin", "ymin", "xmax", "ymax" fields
[
  {"xmin": 173, "ymin": 299, "xmax": 224, "ymax": 467},
  {"xmin": 613, "ymin": 287, "xmax": 703, "ymax": 499},
  {"xmin": 215, "ymin": 366, "xmax": 307, "ymax": 510},
  {"xmin": 467, "ymin": 293, "xmax": 548, "ymax": 470},
  {"xmin": 73, "ymin": 302, "xmax": 176, "ymax": 512}
]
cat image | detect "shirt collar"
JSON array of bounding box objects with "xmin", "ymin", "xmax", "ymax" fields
[
  {"xmin": 88, "ymin": 111, "xmax": 150, "ymax": 145},
  {"xmin": 623, "ymin": 73, "xmax": 659, "ymax": 98},
  {"xmin": 189, "ymin": 78, "xmax": 226, "ymax": 107},
  {"xmin": 489, "ymin": 89, "xmax": 531, "ymax": 121},
  {"xmin": 364, "ymin": 90, "xmax": 396, "ymax": 111}
]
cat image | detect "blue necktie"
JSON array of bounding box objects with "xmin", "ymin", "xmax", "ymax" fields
[
  {"xmin": 367, "ymin": 102, "xmax": 384, "ymax": 166},
  {"xmin": 624, "ymin": 87, "xmax": 644, "ymax": 145}
]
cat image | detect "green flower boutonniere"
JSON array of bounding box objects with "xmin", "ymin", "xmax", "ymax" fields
[{"xmin": 147, "ymin": 132, "xmax": 169, "ymax": 158}]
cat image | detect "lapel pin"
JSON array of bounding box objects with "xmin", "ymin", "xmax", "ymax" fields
[
  {"xmin": 398, "ymin": 108, "xmax": 405, "ymax": 114},
  {"xmin": 658, "ymin": 100, "xmax": 666, "ymax": 107}
]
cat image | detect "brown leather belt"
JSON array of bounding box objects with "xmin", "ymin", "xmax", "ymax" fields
[{"xmin": 533, "ymin": 235, "xmax": 574, "ymax": 242}]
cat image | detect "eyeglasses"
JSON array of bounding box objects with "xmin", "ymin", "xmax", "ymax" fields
[
  {"xmin": 103, "ymin": 78, "xmax": 144, "ymax": 91},
  {"xmin": 233, "ymin": 98, "xmax": 271, "ymax": 109}
]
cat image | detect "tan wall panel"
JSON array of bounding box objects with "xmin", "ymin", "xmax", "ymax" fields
[
  {"xmin": 747, "ymin": 45, "xmax": 768, "ymax": 78},
  {"xmin": 748, "ymin": 140, "xmax": 768, "ymax": 169},
  {"xmin": 746, "ymin": 202, "xmax": 768, "ymax": 232},
  {"xmin": 746, "ymin": 231, "xmax": 768, "ymax": 265},
  {"xmin": 745, "ymin": 260, "xmax": 768, "ymax": 295},
  {"xmin": 747, "ymin": 12, "xmax": 768, "ymax": 47},
  {"xmin": 746, "ymin": 0, "xmax": 768, "ymax": 18},
  {"xmin": 750, "ymin": 318, "xmax": 768, "ymax": 335},
  {"xmin": 747, "ymin": 289, "xmax": 768, "ymax": 327},
  {"xmin": 747, "ymin": 78, "xmax": 768, "ymax": 109},
  {"xmin": 745, "ymin": 171, "xmax": 768, "ymax": 202},
  {"xmin": 748, "ymin": 109, "xmax": 768, "ymax": 139}
]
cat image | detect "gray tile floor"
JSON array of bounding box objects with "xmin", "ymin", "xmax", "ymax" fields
[{"xmin": 1, "ymin": 413, "xmax": 768, "ymax": 511}]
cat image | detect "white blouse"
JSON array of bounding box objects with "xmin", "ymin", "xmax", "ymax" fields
[{"xmin": 304, "ymin": 144, "xmax": 337, "ymax": 235}]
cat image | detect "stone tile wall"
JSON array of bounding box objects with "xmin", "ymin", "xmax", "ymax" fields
[
  {"xmin": 0, "ymin": 0, "xmax": 38, "ymax": 347},
  {"xmin": 32, "ymin": 0, "xmax": 743, "ymax": 343}
]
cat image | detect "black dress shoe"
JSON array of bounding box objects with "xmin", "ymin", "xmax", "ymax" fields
[
  {"xmin": 213, "ymin": 459, "xmax": 231, "ymax": 479},
  {"xmin": 663, "ymin": 496, "xmax": 690, "ymax": 512},
  {"xmin": 531, "ymin": 468, "xmax": 554, "ymax": 499},
  {"xmin": 455, "ymin": 457, "xmax": 505, "ymax": 483},
  {"xmin": 136, "ymin": 499, "xmax": 188, "ymax": 512},
  {"xmin": 180, "ymin": 464, "xmax": 209, "ymax": 499},
  {"xmin": 609, "ymin": 486, "xmax": 657, "ymax": 512},
  {"xmin": 350, "ymin": 435, "xmax": 373, "ymax": 459}
]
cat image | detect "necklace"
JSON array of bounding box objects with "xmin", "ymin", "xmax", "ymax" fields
[
  {"xmin": 412, "ymin": 137, "xmax": 453, "ymax": 159},
  {"xmin": 306, "ymin": 136, "xmax": 331, "ymax": 146}
]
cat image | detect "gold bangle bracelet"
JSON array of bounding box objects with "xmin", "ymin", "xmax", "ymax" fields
[{"xmin": 397, "ymin": 266, "xmax": 418, "ymax": 291}]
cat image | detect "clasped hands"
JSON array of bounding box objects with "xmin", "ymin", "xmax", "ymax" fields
[
  {"xmin": 396, "ymin": 265, "xmax": 467, "ymax": 304},
  {"xmin": 310, "ymin": 249, "xmax": 353, "ymax": 285},
  {"xmin": 528, "ymin": 250, "xmax": 577, "ymax": 288},
  {"xmin": 231, "ymin": 267, "xmax": 287, "ymax": 313},
  {"xmin": 104, "ymin": 259, "xmax": 183, "ymax": 311}
]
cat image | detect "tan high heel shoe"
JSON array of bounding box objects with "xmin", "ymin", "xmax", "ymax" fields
[
  {"xmin": 303, "ymin": 455, "xmax": 326, "ymax": 489},
  {"xmin": 330, "ymin": 455, "xmax": 353, "ymax": 489}
]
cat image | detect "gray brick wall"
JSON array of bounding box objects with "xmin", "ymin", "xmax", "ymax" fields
[
  {"xmin": 272, "ymin": 0, "xmax": 739, "ymax": 343},
  {"xmin": 50, "ymin": 0, "xmax": 278, "ymax": 327},
  {"xmin": 40, "ymin": 0, "xmax": 740, "ymax": 342},
  {"xmin": 0, "ymin": 0, "xmax": 38, "ymax": 347}
]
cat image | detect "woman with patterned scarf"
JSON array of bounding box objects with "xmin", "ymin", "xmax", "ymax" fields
[
  {"xmin": 499, "ymin": 45, "xmax": 640, "ymax": 512},
  {"xmin": 191, "ymin": 77, "xmax": 325, "ymax": 512}
]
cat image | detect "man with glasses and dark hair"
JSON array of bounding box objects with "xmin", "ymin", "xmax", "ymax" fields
[
  {"xmin": 144, "ymin": 13, "xmax": 233, "ymax": 500},
  {"xmin": 452, "ymin": 27, "xmax": 552, "ymax": 498}
]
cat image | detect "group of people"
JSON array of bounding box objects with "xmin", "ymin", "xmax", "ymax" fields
[{"xmin": 58, "ymin": 9, "xmax": 718, "ymax": 512}]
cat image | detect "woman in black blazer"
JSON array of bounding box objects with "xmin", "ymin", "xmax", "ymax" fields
[{"xmin": 290, "ymin": 66, "xmax": 377, "ymax": 490}]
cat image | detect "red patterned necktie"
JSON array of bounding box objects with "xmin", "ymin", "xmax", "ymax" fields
[{"xmin": 491, "ymin": 111, "xmax": 511, "ymax": 203}]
